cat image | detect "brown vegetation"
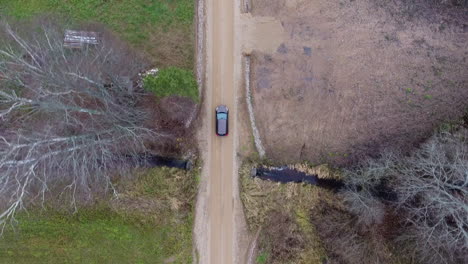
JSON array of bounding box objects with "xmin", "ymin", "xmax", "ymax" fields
[
  {"xmin": 258, "ymin": 211, "xmax": 306, "ymax": 263},
  {"xmin": 240, "ymin": 162, "xmax": 329, "ymax": 264},
  {"xmin": 245, "ymin": 1, "xmax": 467, "ymax": 263},
  {"xmin": 250, "ymin": 0, "xmax": 468, "ymax": 166},
  {"xmin": 310, "ymin": 199, "xmax": 398, "ymax": 264},
  {"xmin": 244, "ymin": 123, "xmax": 467, "ymax": 264}
]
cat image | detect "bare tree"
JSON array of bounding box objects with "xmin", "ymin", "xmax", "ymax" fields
[
  {"xmin": 340, "ymin": 128, "xmax": 467, "ymax": 264},
  {"xmin": 0, "ymin": 21, "xmax": 162, "ymax": 229},
  {"xmin": 340, "ymin": 152, "xmax": 397, "ymax": 226},
  {"xmin": 335, "ymin": 127, "xmax": 468, "ymax": 264},
  {"xmin": 393, "ymin": 129, "xmax": 468, "ymax": 264}
]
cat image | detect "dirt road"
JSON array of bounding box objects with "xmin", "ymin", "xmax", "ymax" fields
[
  {"xmin": 194, "ymin": 0, "xmax": 285, "ymax": 263},
  {"xmin": 204, "ymin": 0, "xmax": 239, "ymax": 263}
]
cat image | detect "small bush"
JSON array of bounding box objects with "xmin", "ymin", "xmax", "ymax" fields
[{"xmin": 143, "ymin": 67, "xmax": 198, "ymax": 102}]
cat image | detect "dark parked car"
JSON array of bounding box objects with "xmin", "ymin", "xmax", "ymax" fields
[{"xmin": 215, "ymin": 105, "xmax": 228, "ymax": 136}]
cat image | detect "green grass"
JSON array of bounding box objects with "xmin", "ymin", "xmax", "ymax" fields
[
  {"xmin": 256, "ymin": 252, "xmax": 269, "ymax": 264},
  {"xmin": 144, "ymin": 67, "xmax": 198, "ymax": 102},
  {"xmin": 0, "ymin": 0, "xmax": 195, "ymax": 68},
  {"xmin": 0, "ymin": 167, "xmax": 198, "ymax": 264},
  {"xmin": 0, "ymin": 0, "xmax": 193, "ymax": 41}
]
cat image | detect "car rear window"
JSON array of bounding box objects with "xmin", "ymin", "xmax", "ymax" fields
[{"xmin": 217, "ymin": 113, "xmax": 227, "ymax": 120}]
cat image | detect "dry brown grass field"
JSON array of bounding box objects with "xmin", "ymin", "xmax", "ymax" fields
[{"xmin": 250, "ymin": 0, "xmax": 468, "ymax": 165}]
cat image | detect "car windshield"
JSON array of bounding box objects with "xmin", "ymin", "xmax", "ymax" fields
[{"xmin": 217, "ymin": 113, "xmax": 227, "ymax": 120}]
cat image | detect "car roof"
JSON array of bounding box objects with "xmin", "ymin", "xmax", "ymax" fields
[{"xmin": 217, "ymin": 119, "xmax": 227, "ymax": 134}]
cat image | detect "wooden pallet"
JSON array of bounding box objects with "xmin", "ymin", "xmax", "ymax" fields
[{"xmin": 63, "ymin": 30, "xmax": 99, "ymax": 48}]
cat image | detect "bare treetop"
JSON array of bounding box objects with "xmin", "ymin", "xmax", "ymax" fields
[{"xmin": 0, "ymin": 22, "xmax": 159, "ymax": 229}]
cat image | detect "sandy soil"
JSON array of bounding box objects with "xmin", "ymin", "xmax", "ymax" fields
[{"xmin": 249, "ymin": 0, "xmax": 468, "ymax": 165}]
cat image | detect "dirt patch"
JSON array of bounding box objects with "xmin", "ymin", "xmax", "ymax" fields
[
  {"xmin": 240, "ymin": 14, "xmax": 286, "ymax": 54},
  {"xmin": 250, "ymin": 0, "xmax": 468, "ymax": 165}
]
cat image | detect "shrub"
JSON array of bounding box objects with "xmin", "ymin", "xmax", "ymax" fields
[{"xmin": 143, "ymin": 67, "xmax": 198, "ymax": 102}]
